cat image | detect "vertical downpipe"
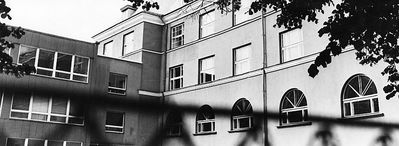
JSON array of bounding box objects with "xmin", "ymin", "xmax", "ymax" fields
[{"xmin": 261, "ymin": 8, "xmax": 269, "ymax": 146}]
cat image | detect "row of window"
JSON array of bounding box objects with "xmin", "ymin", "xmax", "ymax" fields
[
  {"xmin": 6, "ymin": 138, "xmax": 82, "ymax": 146},
  {"xmin": 169, "ymin": 45, "xmax": 251, "ymax": 90},
  {"xmin": 102, "ymin": 31, "xmax": 136, "ymax": 57},
  {"xmin": 166, "ymin": 98, "xmax": 254, "ymax": 136},
  {"xmin": 170, "ymin": 1, "xmax": 253, "ymax": 49},
  {"xmin": 166, "ymin": 74, "xmax": 380, "ymax": 136},
  {"xmin": 17, "ymin": 45, "xmax": 90, "ymax": 83}
]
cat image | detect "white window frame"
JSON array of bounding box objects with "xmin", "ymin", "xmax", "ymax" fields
[
  {"xmin": 17, "ymin": 45, "xmax": 90, "ymax": 83},
  {"xmin": 232, "ymin": 115, "xmax": 252, "ymax": 130},
  {"xmin": 199, "ymin": 56, "xmax": 215, "ymax": 84},
  {"xmin": 196, "ymin": 119, "xmax": 215, "ymax": 134},
  {"xmin": 171, "ymin": 23, "xmax": 184, "ymax": 49},
  {"xmin": 281, "ymin": 28, "xmax": 304, "ymax": 62},
  {"xmin": 233, "ymin": 0, "xmax": 253, "ymax": 25},
  {"xmin": 122, "ymin": 31, "xmax": 135, "ymax": 56},
  {"xmin": 6, "ymin": 138, "xmax": 83, "ymax": 146},
  {"xmin": 10, "ymin": 93, "xmax": 84, "ymax": 125},
  {"xmin": 200, "ymin": 10, "xmax": 215, "ymax": 38},
  {"xmin": 280, "ymin": 89, "xmax": 308, "ymax": 125},
  {"xmin": 169, "ymin": 65, "xmax": 183, "ymax": 90},
  {"xmin": 105, "ymin": 112, "xmax": 125, "ymax": 133},
  {"xmin": 234, "ymin": 45, "xmax": 251, "ymax": 75},
  {"xmin": 103, "ymin": 41, "xmax": 113, "ymax": 56},
  {"xmin": 108, "ymin": 73, "xmax": 127, "ymax": 95},
  {"xmin": 342, "ymin": 74, "xmax": 380, "ymax": 118}
]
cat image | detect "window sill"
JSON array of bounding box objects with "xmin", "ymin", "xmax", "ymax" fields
[
  {"xmin": 32, "ymin": 74, "xmax": 88, "ymax": 84},
  {"xmin": 105, "ymin": 130, "xmax": 124, "ymax": 134},
  {"xmin": 107, "ymin": 92, "xmax": 126, "ymax": 96},
  {"xmin": 340, "ymin": 113, "xmax": 384, "ymax": 121},
  {"xmin": 228, "ymin": 128, "xmax": 253, "ymax": 133},
  {"xmin": 193, "ymin": 131, "xmax": 217, "ymax": 136},
  {"xmin": 9, "ymin": 117, "xmax": 84, "ymax": 126},
  {"xmin": 277, "ymin": 121, "xmax": 312, "ymax": 129}
]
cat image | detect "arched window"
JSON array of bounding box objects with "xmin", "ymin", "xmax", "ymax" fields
[
  {"xmin": 231, "ymin": 98, "xmax": 253, "ymax": 131},
  {"xmin": 280, "ymin": 88, "xmax": 308, "ymax": 125},
  {"xmin": 165, "ymin": 110, "xmax": 182, "ymax": 136},
  {"xmin": 342, "ymin": 74, "xmax": 379, "ymax": 117},
  {"xmin": 196, "ymin": 105, "xmax": 215, "ymax": 134}
]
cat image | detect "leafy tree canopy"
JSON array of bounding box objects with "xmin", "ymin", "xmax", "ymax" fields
[
  {"xmin": 0, "ymin": 0, "xmax": 35, "ymax": 77},
  {"xmin": 127, "ymin": 0, "xmax": 399, "ymax": 99}
]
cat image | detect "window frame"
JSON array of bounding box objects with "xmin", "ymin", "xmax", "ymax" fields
[
  {"xmin": 108, "ymin": 73, "xmax": 127, "ymax": 95},
  {"xmin": 17, "ymin": 45, "xmax": 90, "ymax": 83},
  {"xmin": 105, "ymin": 111, "xmax": 125, "ymax": 133},
  {"xmin": 169, "ymin": 65, "xmax": 184, "ymax": 90},
  {"xmin": 233, "ymin": 44, "xmax": 251, "ymax": 75},
  {"xmin": 341, "ymin": 74, "xmax": 380, "ymax": 118},
  {"xmin": 279, "ymin": 88, "xmax": 309, "ymax": 126},
  {"xmin": 232, "ymin": 0, "xmax": 253, "ymax": 25},
  {"xmin": 103, "ymin": 41, "xmax": 113, "ymax": 56},
  {"xmin": 165, "ymin": 110, "xmax": 183, "ymax": 137},
  {"xmin": 6, "ymin": 138, "xmax": 83, "ymax": 146},
  {"xmin": 122, "ymin": 31, "xmax": 135, "ymax": 56},
  {"xmin": 198, "ymin": 55, "xmax": 215, "ymax": 84},
  {"xmin": 171, "ymin": 23, "xmax": 185, "ymax": 49},
  {"xmin": 195, "ymin": 105, "xmax": 216, "ymax": 134},
  {"xmin": 199, "ymin": 10, "xmax": 216, "ymax": 38},
  {"xmin": 231, "ymin": 98, "xmax": 253, "ymax": 132},
  {"xmin": 10, "ymin": 93, "xmax": 84, "ymax": 126},
  {"xmin": 279, "ymin": 28, "xmax": 304, "ymax": 63}
]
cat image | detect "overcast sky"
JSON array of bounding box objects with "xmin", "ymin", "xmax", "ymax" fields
[{"xmin": 4, "ymin": 0, "xmax": 176, "ymax": 42}]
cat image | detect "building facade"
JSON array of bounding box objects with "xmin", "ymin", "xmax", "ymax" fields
[{"xmin": 2, "ymin": 0, "xmax": 399, "ymax": 146}]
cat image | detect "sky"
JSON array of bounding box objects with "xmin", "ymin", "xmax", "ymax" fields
[{"xmin": 4, "ymin": 0, "xmax": 177, "ymax": 42}]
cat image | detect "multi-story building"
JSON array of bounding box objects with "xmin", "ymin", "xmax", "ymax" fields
[{"xmin": 2, "ymin": 0, "xmax": 398, "ymax": 146}]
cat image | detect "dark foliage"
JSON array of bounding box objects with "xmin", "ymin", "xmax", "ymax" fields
[
  {"xmin": 0, "ymin": 0, "xmax": 35, "ymax": 77},
  {"xmin": 128, "ymin": 0, "xmax": 399, "ymax": 99}
]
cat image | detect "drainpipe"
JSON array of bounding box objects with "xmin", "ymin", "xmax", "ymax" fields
[
  {"xmin": 261, "ymin": 8, "xmax": 269, "ymax": 146},
  {"xmin": 159, "ymin": 15, "xmax": 167, "ymax": 146}
]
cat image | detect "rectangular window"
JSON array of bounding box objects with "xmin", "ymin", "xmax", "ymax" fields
[
  {"xmin": 169, "ymin": 65, "xmax": 183, "ymax": 90},
  {"xmin": 108, "ymin": 73, "xmax": 127, "ymax": 95},
  {"xmin": 6, "ymin": 138, "xmax": 25, "ymax": 146},
  {"xmin": 122, "ymin": 31, "xmax": 135, "ymax": 56},
  {"xmin": 18, "ymin": 45, "xmax": 90, "ymax": 82},
  {"xmin": 10, "ymin": 93, "xmax": 84, "ymax": 125},
  {"xmin": 199, "ymin": 56, "xmax": 215, "ymax": 84},
  {"xmin": 7, "ymin": 138, "xmax": 83, "ymax": 146},
  {"xmin": 196, "ymin": 120, "xmax": 215, "ymax": 133},
  {"xmin": 200, "ymin": 10, "xmax": 215, "ymax": 38},
  {"xmin": 232, "ymin": 115, "xmax": 252, "ymax": 130},
  {"xmin": 234, "ymin": 45, "xmax": 251, "ymax": 75},
  {"xmin": 105, "ymin": 111, "xmax": 124, "ymax": 133},
  {"xmin": 27, "ymin": 139, "xmax": 45, "ymax": 146},
  {"xmin": 233, "ymin": 0, "xmax": 253, "ymax": 25},
  {"xmin": 171, "ymin": 23, "xmax": 184, "ymax": 48},
  {"xmin": 281, "ymin": 28, "xmax": 304, "ymax": 62},
  {"xmin": 103, "ymin": 41, "xmax": 113, "ymax": 56}
]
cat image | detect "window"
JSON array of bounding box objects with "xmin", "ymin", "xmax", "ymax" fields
[
  {"xmin": 234, "ymin": 45, "xmax": 251, "ymax": 75},
  {"xmin": 122, "ymin": 31, "xmax": 135, "ymax": 56},
  {"xmin": 231, "ymin": 98, "xmax": 253, "ymax": 131},
  {"xmin": 199, "ymin": 56, "xmax": 215, "ymax": 84},
  {"xmin": 280, "ymin": 89, "xmax": 308, "ymax": 125},
  {"xmin": 342, "ymin": 74, "xmax": 379, "ymax": 118},
  {"xmin": 6, "ymin": 138, "xmax": 83, "ymax": 146},
  {"xmin": 169, "ymin": 65, "xmax": 183, "ymax": 90},
  {"xmin": 233, "ymin": 0, "xmax": 253, "ymax": 25},
  {"xmin": 18, "ymin": 45, "xmax": 90, "ymax": 82},
  {"xmin": 103, "ymin": 41, "xmax": 113, "ymax": 56},
  {"xmin": 108, "ymin": 73, "xmax": 127, "ymax": 95},
  {"xmin": 165, "ymin": 110, "xmax": 183, "ymax": 136},
  {"xmin": 281, "ymin": 28, "xmax": 303, "ymax": 62},
  {"xmin": 171, "ymin": 23, "xmax": 184, "ymax": 48},
  {"xmin": 195, "ymin": 105, "xmax": 216, "ymax": 134},
  {"xmin": 200, "ymin": 10, "xmax": 215, "ymax": 38},
  {"xmin": 105, "ymin": 111, "xmax": 124, "ymax": 133},
  {"xmin": 10, "ymin": 92, "xmax": 84, "ymax": 125}
]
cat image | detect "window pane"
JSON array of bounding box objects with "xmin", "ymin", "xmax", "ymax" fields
[
  {"xmin": 18, "ymin": 46, "xmax": 37, "ymax": 66},
  {"xmin": 37, "ymin": 49, "xmax": 55, "ymax": 69},
  {"xmin": 344, "ymin": 103, "xmax": 351, "ymax": 116},
  {"xmin": 109, "ymin": 73, "xmax": 126, "ymax": 89},
  {"xmin": 69, "ymin": 99, "xmax": 83, "ymax": 117},
  {"xmin": 31, "ymin": 113, "xmax": 47, "ymax": 121},
  {"xmin": 202, "ymin": 122, "xmax": 212, "ymax": 132},
  {"xmin": 287, "ymin": 110, "xmax": 303, "ymax": 123},
  {"xmin": 10, "ymin": 112, "xmax": 29, "ymax": 118},
  {"xmin": 200, "ymin": 11, "xmax": 215, "ymax": 37},
  {"xmin": 103, "ymin": 41, "xmax": 113, "ymax": 56},
  {"xmin": 123, "ymin": 32, "xmax": 135, "ymax": 55},
  {"xmin": 73, "ymin": 75, "xmax": 88, "ymax": 82},
  {"xmin": 7, "ymin": 138, "xmax": 25, "ymax": 146},
  {"xmin": 353, "ymin": 100, "xmax": 371, "ymax": 115},
  {"xmin": 27, "ymin": 139, "xmax": 45, "ymax": 146},
  {"xmin": 373, "ymin": 98, "xmax": 379, "ymax": 112},
  {"xmin": 55, "ymin": 72, "xmax": 70, "ymax": 79},
  {"xmin": 47, "ymin": 141, "xmax": 64, "ymax": 146},
  {"xmin": 238, "ymin": 118, "xmax": 250, "ymax": 128},
  {"xmin": 106, "ymin": 112, "xmax": 124, "ymax": 126},
  {"xmin": 50, "ymin": 116, "xmax": 66, "ymax": 122},
  {"xmin": 51, "ymin": 98, "xmax": 67, "ymax": 114},
  {"xmin": 32, "ymin": 94, "xmax": 49, "ymax": 113},
  {"xmin": 66, "ymin": 142, "xmax": 82, "ymax": 146},
  {"xmin": 36, "ymin": 69, "xmax": 53, "ymax": 76},
  {"xmin": 73, "ymin": 56, "xmax": 89, "ymax": 75},
  {"xmin": 56, "ymin": 53, "xmax": 72, "ymax": 72},
  {"xmin": 12, "ymin": 92, "xmax": 31, "ymax": 110}
]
